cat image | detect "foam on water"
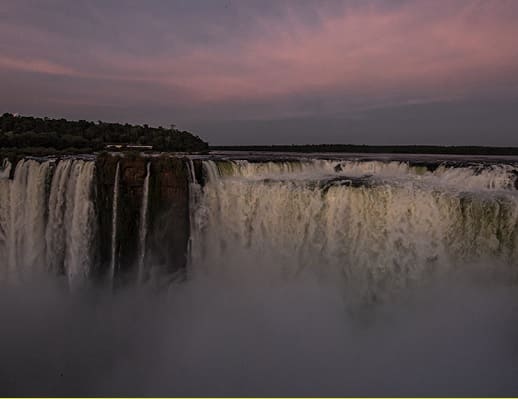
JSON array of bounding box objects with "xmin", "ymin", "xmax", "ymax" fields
[{"xmin": 190, "ymin": 159, "xmax": 518, "ymax": 303}]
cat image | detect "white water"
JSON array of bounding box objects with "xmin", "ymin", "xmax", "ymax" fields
[
  {"xmin": 187, "ymin": 158, "xmax": 197, "ymax": 184},
  {"xmin": 2, "ymin": 156, "xmax": 518, "ymax": 298},
  {"xmin": 109, "ymin": 162, "xmax": 120, "ymax": 283},
  {"xmin": 209, "ymin": 159, "xmax": 518, "ymax": 191},
  {"xmin": 0, "ymin": 158, "xmax": 11, "ymax": 179},
  {"xmin": 186, "ymin": 159, "xmax": 203, "ymax": 268},
  {"xmin": 137, "ymin": 162, "xmax": 150, "ymax": 284},
  {"xmin": 0, "ymin": 159, "xmax": 95, "ymax": 285},
  {"xmin": 46, "ymin": 160, "xmax": 73, "ymax": 274},
  {"xmin": 64, "ymin": 161, "xmax": 96, "ymax": 287},
  {"xmin": 191, "ymin": 159, "xmax": 518, "ymax": 303}
]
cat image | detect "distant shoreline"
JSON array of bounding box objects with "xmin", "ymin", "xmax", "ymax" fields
[{"xmin": 211, "ymin": 144, "xmax": 518, "ymax": 156}]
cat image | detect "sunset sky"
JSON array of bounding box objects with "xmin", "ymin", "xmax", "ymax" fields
[{"xmin": 2, "ymin": 0, "xmax": 518, "ymax": 145}]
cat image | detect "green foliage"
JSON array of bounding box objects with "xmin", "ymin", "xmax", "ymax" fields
[{"xmin": 0, "ymin": 113, "xmax": 209, "ymax": 154}]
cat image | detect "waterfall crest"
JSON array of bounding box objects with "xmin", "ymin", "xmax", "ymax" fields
[{"xmin": 202, "ymin": 159, "xmax": 518, "ymax": 191}]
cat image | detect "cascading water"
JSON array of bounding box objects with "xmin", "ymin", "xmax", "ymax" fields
[
  {"xmin": 0, "ymin": 158, "xmax": 11, "ymax": 179},
  {"xmin": 192, "ymin": 159, "xmax": 518, "ymax": 303},
  {"xmin": 1, "ymin": 155, "xmax": 190, "ymax": 287},
  {"xmin": 7, "ymin": 159, "xmax": 52, "ymax": 277},
  {"xmin": 2, "ymin": 155, "xmax": 518, "ymax": 300},
  {"xmin": 187, "ymin": 158, "xmax": 197, "ymax": 185},
  {"xmin": 2, "ymin": 154, "xmax": 518, "ymax": 395},
  {"xmin": 0, "ymin": 158, "xmax": 95, "ymax": 284},
  {"xmin": 46, "ymin": 159, "xmax": 73, "ymax": 274},
  {"xmin": 186, "ymin": 159, "xmax": 204, "ymax": 268},
  {"xmin": 109, "ymin": 162, "xmax": 120, "ymax": 283},
  {"xmin": 137, "ymin": 162, "xmax": 150, "ymax": 284},
  {"xmin": 64, "ymin": 161, "xmax": 96, "ymax": 287}
]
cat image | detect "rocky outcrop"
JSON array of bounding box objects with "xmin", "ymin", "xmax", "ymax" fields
[
  {"xmin": 191, "ymin": 159, "xmax": 205, "ymax": 185},
  {"xmin": 93, "ymin": 154, "xmax": 119, "ymax": 280},
  {"xmin": 147, "ymin": 156, "xmax": 190, "ymax": 280},
  {"xmin": 94, "ymin": 153, "xmax": 190, "ymax": 285}
]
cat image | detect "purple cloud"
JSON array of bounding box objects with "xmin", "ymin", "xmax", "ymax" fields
[{"xmin": 1, "ymin": 0, "xmax": 518, "ymax": 144}]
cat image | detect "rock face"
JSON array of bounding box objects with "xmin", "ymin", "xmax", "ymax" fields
[
  {"xmin": 94, "ymin": 153, "xmax": 190, "ymax": 285},
  {"xmin": 147, "ymin": 156, "xmax": 190, "ymax": 280},
  {"xmin": 192, "ymin": 159, "xmax": 205, "ymax": 185}
]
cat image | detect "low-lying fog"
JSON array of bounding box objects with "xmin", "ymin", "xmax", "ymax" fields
[{"xmin": 0, "ymin": 260, "xmax": 517, "ymax": 397}]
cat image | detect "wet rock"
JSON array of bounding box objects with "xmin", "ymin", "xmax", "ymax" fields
[{"xmin": 94, "ymin": 153, "xmax": 190, "ymax": 284}]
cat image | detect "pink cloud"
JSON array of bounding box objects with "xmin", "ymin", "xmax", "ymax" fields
[
  {"xmin": 2, "ymin": 1, "xmax": 518, "ymax": 106},
  {"xmin": 170, "ymin": 1, "xmax": 518, "ymax": 102},
  {"xmin": 0, "ymin": 56, "xmax": 78, "ymax": 76}
]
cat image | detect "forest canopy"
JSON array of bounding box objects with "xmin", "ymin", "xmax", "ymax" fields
[{"xmin": 0, "ymin": 113, "xmax": 208, "ymax": 155}]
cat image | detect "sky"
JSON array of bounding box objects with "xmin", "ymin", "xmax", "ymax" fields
[{"xmin": 1, "ymin": 0, "xmax": 518, "ymax": 145}]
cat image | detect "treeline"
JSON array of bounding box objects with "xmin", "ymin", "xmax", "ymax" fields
[
  {"xmin": 211, "ymin": 144, "xmax": 518, "ymax": 156},
  {"xmin": 0, "ymin": 113, "xmax": 209, "ymax": 155}
]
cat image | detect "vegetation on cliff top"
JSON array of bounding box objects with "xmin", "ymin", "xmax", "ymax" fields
[{"xmin": 0, "ymin": 113, "xmax": 209, "ymax": 155}]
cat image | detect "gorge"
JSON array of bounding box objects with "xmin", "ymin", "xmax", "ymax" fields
[
  {"xmin": 1, "ymin": 153, "xmax": 517, "ymax": 296},
  {"xmin": 1, "ymin": 152, "xmax": 518, "ymax": 395}
]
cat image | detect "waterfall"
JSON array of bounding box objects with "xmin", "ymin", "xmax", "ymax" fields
[
  {"xmin": 0, "ymin": 159, "xmax": 11, "ymax": 179},
  {"xmin": 187, "ymin": 159, "xmax": 208, "ymax": 267},
  {"xmin": 203, "ymin": 160, "xmax": 221, "ymax": 182},
  {"xmin": 137, "ymin": 162, "xmax": 150, "ymax": 284},
  {"xmin": 0, "ymin": 158, "xmax": 95, "ymax": 284},
  {"xmin": 46, "ymin": 160, "xmax": 73, "ymax": 274},
  {"xmin": 2, "ymin": 159, "xmax": 53, "ymax": 278},
  {"xmin": 63, "ymin": 161, "xmax": 95, "ymax": 287},
  {"xmin": 109, "ymin": 162, "xmax": 120, "ymax": 283},
  {"xmin": 193, "ymin": 159, "xmax": 518, "ymax": 303},
  {"xmin": 187, "ymin": 158, "xmax": 197, "ymax": 184},
  {"xmin": 204, "ymin": 159, "xmax": 518, "ymax": 191},
  {"xmin": 1, "ymin": 155, "xmax": 518, "ymax": 300}
]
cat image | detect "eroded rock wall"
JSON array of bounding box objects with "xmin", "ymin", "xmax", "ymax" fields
[{"xmin": 95, "ymin": 153, "xmax": 190, "ymax": 284}]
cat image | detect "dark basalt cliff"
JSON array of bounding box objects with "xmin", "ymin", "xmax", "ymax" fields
[
  {"xmin": 147, "ymin": 157, "xmax": 190, "ymax": 281},
  {"xmin": 95, "ymin": 153, "xmax": 190, "ymax": 285}
]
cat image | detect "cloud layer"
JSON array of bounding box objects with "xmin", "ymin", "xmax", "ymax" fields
[{"xmin": 1, "ymin": 0, "xmax": 518, "ymax": 144}]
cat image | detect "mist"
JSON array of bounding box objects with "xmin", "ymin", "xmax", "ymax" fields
[
  {"xmin": 1, "ymin": 260, "xmax": 517, "ymax": 397},
  {"xmin": 2, "ymin": 156, "xmax": 518, "ymax": 396}
]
